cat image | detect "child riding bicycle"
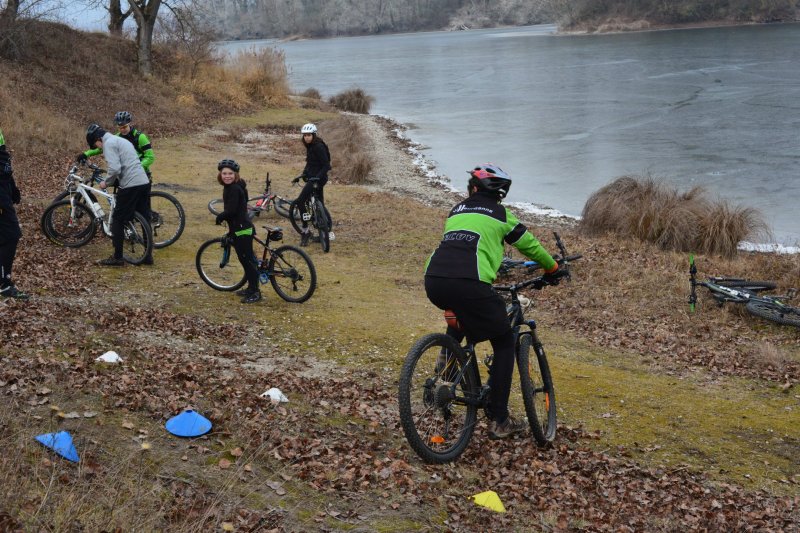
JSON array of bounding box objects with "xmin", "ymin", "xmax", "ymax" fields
[{"xmin": 424, "ymin": 164, "xmax": 562, "ymax": 440}]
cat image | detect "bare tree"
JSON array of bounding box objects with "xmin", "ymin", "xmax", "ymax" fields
[
  {"xmin": 156, "ymin": 4, "xmax": 217, "ymax": 79},
  {"xmin": 108, "ymin": 0, "xmax": 132, "ymax": 36},
  {"xmin": 0, "ymin": 0, "xmax": 61, "ymax": 58},
  {"xmin": 128, "ymin": 0, "xmax": 162, "ymax": 76}
]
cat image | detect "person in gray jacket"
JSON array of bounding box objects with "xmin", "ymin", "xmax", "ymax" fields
[{"xmin": 85, "ymin": 124, "xmax": 153, "ymax": 266}]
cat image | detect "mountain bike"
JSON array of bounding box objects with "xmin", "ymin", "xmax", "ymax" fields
[
  {"xmin": 689, "ymin": 256, "xmax": 800, "ymax": 328},
  {"xmin": 46, "ymin": 162, "xmax": 184, "ymax": 249},
  {"xmin": 196, "ymin": 225, "xmax": 317, "ymax": 303},
  {"xmin": 398, "ymin": 233, "xmax": 581, "ymax": 464},
  {"xmin": 207, "ymin": 173, "xmax": 295, "ymax": 221},
  {"xmin": 288, "ymin": 177, "xmax": 333, "ymax": 253},
  {"xmin": 40, "ymin": 164, "xmax": 153, "ymax": 265}
]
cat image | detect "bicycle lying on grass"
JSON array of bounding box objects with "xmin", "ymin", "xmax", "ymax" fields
[
  {"xmin": 689, "ymin": 256, "xmax": 800, "ymax": 328},
  {"xmin": 40, "ymin": 163, "xmax": 153, "ymax": 264},
  {"xmin": 289, "ymin": 177, "xmax": 333, "ymax": 253},
  {"xmin": 44, "ymin": 162, "xmax": 185, "ymax": 249},
  {"xmin": 196, "ymin": 225, "xmax": 317, "ymax": 303},
  {"xmin": 208, "ymin": 173, "xmax": 295, "ymax": 221},
  {"xmin": 398, "ymin": 233, "xmax": 581, "ymax": 464}
]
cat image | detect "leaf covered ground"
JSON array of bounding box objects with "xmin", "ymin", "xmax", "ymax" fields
[{"xmin": 0, "ymin": 108, "xmax": 798, "ymax": 531}]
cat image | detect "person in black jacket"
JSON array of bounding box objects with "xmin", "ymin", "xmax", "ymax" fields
[
  {"xmin": 214, "ymin": 159, "xmax": 260, "ymax": 304},
  {"xmin": 0, "ymin": 128, "xmax": 27, "ymax": 300},
  {"xmin": 292, "ymin": 123, "xmax": 331, "ymax": 246}
]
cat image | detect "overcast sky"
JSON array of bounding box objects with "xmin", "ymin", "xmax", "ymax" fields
[{"xmin": 51, "ymin": 3, "xmax": 113, "ymax": 31}]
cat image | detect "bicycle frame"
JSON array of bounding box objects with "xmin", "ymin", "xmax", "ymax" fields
[{"xmin": 64, "ymin": 166, "xmax": 117, "ymax": 236}]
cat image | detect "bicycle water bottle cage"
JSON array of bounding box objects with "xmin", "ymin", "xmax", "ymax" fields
[{"xmin": 444, "ymin": 310, "xmax": 463, "ymax": 331}]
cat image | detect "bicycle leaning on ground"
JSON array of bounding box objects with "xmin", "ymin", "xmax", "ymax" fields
[
  {"xmin": 40, "ymin": 163, "xmax": 153, "ymax": 264},
  {"xmin": 44, "ymin": 162, "xmax": 185, "ymax": 249},
  {"xmin": 288, "ymin": 176, "xmax": 332, "ymax": 253},
  {"xmin": 398, "ymin": 233, "xmax": 581, "ymax": 464},
  {"xmin": 196, "ymin": 224, "xmax": 317, "ymax": 303},
  {"xmin": 689, "ymin": 256, "xmax": 800, "ymax": 328},
  {"xmin": 207, "ymin": 173, "xmax": 294, "ymax": 222}
]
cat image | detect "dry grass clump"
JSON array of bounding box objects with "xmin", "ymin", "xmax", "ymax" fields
[
  {"xmin": 226, "ymin": 48, "xmax": 291, "ymax": 106},
  {"xmin": 580, "ymin": 175, "xmax": 768, "ymax": 257},
  {"xmin": 328, "ymin": 87, "xmax": 375, "ymax": 114},
  {"xmin": 322, "ymin": 116, "xmax": 374, "ymax": 184},
  {"xmin": 300, "ymin": 87, "xmax": 321, "ymax": 99}
]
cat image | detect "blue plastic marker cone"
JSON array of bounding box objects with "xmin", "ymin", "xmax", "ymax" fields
[
  {"xmin": 35, "ymin": 431, "xmax": 80, "ymax": 463},
  {"xmin": 165, "ymin": 410, "xmax": 212, "ymax": 437}
]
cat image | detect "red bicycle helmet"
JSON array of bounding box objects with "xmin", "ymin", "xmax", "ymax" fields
[{"xmin": 468, "ymin": 164, "xmax": 512, "ymax": 198}]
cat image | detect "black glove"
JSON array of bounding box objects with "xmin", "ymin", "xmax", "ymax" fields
[
  {"xmin": 76, "ymin": 153, "xmax": 88, "ymax": 164},
  {"xmin": 215, "ymin": 214, "xmax": 224, "ymax": 225},
  {"xmin": 11, "ymin": 183, "xmax": 20, "ymax": 204},
  {"xmin": 542, "ymin": 268, "xmax": 568, "ymax": 285}
]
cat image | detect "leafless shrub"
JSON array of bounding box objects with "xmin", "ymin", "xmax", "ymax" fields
[
  {"xmin": 328, "ymin": 87, "xmax": 374, "ymax": 114},
  {"xmin": 580, "ymin": 175, "xmax": 768, "ymax": 257},
  {"xmin": 230, "ymin": 48, "xmax": 290, "ymax": 105},
  {"xmin": 752, "ymin": 342, "xmax": 788, "ymax": 373},
  {"xmin": 300, "ymin": 87, "xmax": 321, "ymax": 99},
  {"xmin": 322, "ymin": 116, "xmax": 374, "ymax": 184}
]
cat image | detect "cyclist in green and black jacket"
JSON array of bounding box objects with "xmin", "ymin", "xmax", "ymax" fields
[
  {"xmin": 0, "ymin": 127, "xmax": 28, "ymax": 299},
  {"xmin": 425, "ymin": 164, "xmax": 560, "ymax": 440}
]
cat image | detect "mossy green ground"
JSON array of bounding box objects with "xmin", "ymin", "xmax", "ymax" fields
[{"xmin": 87, "ymin": 105, "xmax": 797, "ymax": 509}]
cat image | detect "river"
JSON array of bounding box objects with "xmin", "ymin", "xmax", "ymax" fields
[{"xmin": 219, "ymin": 23, "xmax": 800, "ymax": 246}]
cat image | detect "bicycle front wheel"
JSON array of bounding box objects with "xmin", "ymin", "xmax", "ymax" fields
[
  {"xmin": 41, "ymin": 200, "xmax": 97, "ymax": 247},
  {"xmin": 196, "ymin": 237, "xmax": 247, "ymax": 291},
  {"xmin": 121, "ymin": 211, "xmax": 153, "ymax": 265},
  {"xmin": 268, "ymin": 245, "xmax": 316, "ymax": 302},
  {"xmin": 746, "ymin": 300, "xmax": 800, "ymax": 328},
  {"xmin": 274, "ymin": 197, "xmax": 294, "ymax": 219},
  {"xmin": 518, "ymin": 332, "xmax": 557, "ymax": 446},
  {"xmin": 149, "ymin": 191, "xmax": 185, "ymax": 249},
  {"xmin": 207, "ymin": 198, "xmax": 224, "ymax": 216},
  {"xmin": 288, "ymin": 200, "xmax": 304, "ymax": 235},
  {"xmin": 398, "ymin": 333, "xmax": 479, "ymax": 464},
  {"xmin": 312, "ymin": 199, "xmax": 331, "ymax": 253}
]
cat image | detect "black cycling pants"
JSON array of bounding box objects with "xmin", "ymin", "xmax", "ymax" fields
[
  {"xmin": 0, "ymin": 238, "xmax": 19, "ymax": 286},
  {"xmin": 232, "ymin": 231, "xmax": 259, "ymax": 293},
  {"xmin": 425, "ymin": 276, "xmax": 516, "ymax": 423},
  {"xmin": 112, "ymin": 184, "xmax": 150, "ymax": 260},
  {"xmin": 296, "ymin": 179, "xmax": 325, "ymax": 228}
]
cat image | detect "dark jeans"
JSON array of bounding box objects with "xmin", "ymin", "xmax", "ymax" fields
[
  {"xmin": 425, "ymin": 276, "xmax": 516, "ymax": 423},
  {"xmin": 296, "ymin": 179, "xmax": 325, "ymax": 229},
  {"xmin": 112, "ymin": 184, "xmax": 150, "ymax": 260},
  {"xmin": 232, "ymin": 231, "xmax": 259, "ymax": 293}
]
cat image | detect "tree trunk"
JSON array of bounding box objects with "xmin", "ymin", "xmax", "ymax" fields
[
  {"xmin": 107, "ymin": 0, "xmax": 131, "ymax": 37},
  {"xmin": 0, "ymin": 0, "xmax": 21, "ymax": 25},
  {"xmin": 129, "ymin": 0, "xmax": 162, "ymax": 77}
]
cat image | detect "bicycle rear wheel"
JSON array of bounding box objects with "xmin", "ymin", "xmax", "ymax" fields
[
  {"xmin": 746, "ymin": 300, "xmax": 800, "ymax": 328},
  {"xmin": 398, "ymin": 333, "xmax": 479, "ymax": 464},
  {"xmin": 41, "ymin": 200, "xmax": 97, "ymax": 247},
  {"xmin": 195, "ymin": 237, "xmax": 247, "ymax": 291},
  {"xmin": 518, "ymin": 332, "xmax": 557, "ymax": 446},
  {"xmin": 714, "ymin": 279, "xmax": 777, "ymax": 292},
  {"xmin": 149, "ymin": 191, "xmax": 185, "ymax": 249},
  {"xmin": 121, "ymin": 211, "xmax": 153, "ymax": 265},
  {"xmin": 268, "ymin": 245, "xmax": 316, "ymax": 303}
]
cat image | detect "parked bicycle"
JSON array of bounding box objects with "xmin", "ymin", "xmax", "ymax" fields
[
  {"xmin": 689, "ymin": 256, "xmax": 800, "ymax": 328},
  {"xmin": 196, "ymin": 225, "xmax": 317, "ymax": 303},
  {"xmin": 288, "ymin": 177, "xmax": 332, "ymax": 253},
  {"xmin": 398, "ymin": 233, "xmax": 581, "ymax": 464},
  {"xmin": 208, "ymin": 173, "xmax": 295, "ymax": 222},
  {"xmin": 40, "ymin": 163, "xmax": 153, "ymax": 264},
  {"xmin": 45, "ymin": 162, "xmax": 184, "ymax": 249}
]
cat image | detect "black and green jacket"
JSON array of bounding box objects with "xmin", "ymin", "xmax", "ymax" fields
[
  {"xmin": 84, "ymin": 128, "xmax": 154, "ymax": 171},
  {"xmin": 425, "ymin": 192, "xmax": 557, "ymax": 284},
  {"xmin": 0, "ymin": 129, "xmax": 11, "ymax": 176}
]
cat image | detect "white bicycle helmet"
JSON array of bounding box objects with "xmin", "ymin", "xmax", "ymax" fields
[{"xmin": 300, "ymin": 123, "xmax": 317, "ymax": 134}]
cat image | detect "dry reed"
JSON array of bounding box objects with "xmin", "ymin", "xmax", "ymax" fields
[
  {"xmin": 579, "ymin": 175, "xmax": 768, "ymax": 257},
  {"xmin": 328, "ymin": 87, "xmax": 375, "ymax": 114},
  {"xmin": 322, "ymin": 116, "xmax": 374, "ymax": 184}
]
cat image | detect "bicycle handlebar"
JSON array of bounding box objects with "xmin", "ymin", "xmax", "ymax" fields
[{"xmin": 494, "ymin": 232, "xmax": 581, "ymax": 293}]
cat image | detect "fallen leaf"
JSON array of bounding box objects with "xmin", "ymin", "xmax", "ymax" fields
[{"xmin": 219, "ymin": 458, "xmax": 232, "ymax": 470}]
